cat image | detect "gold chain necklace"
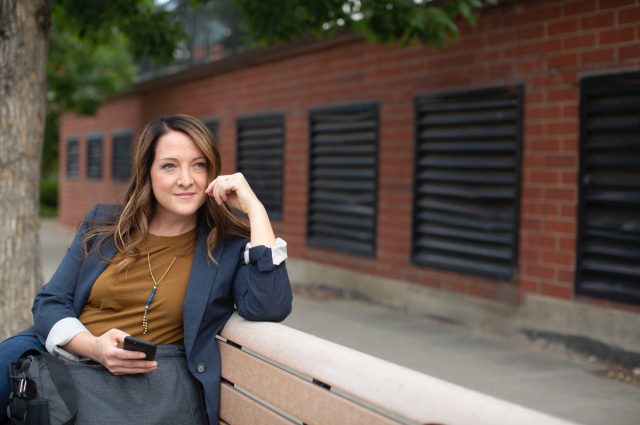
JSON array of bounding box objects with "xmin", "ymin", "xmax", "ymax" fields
[{"xmin": 143, "ymin": 227, "xmax": 196, "ymax": 334}]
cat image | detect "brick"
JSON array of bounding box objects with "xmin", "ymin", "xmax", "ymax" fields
[
  {"xmin": 489, "ymin": 63, "xmax": 513, "ymax": 76},
  {"xmin": 468, "ymin": 283, "xmax": 499, "ymax": 301},
  {"xmin": 531, "ymin": 171, "xmax": 560, "ymax": 184},
  {"xmin": 619, "ymin": 43, "xmax": 640, "ymax": 60},
  {"xmin": 532, "ymin": 73, "xmax": 565, "ymax": 88},
  {"xmin": 618, "ymin": 7, "xmax": 640, "ymax": 24},
  {"xmin": 564, "ymin": 1, "xmax": 597, "ymax": 17},
  {"xmin": 541, "ymin": 283, "xmax": 573, "ymax": 299},
  {"xmin": 522, "ymin": 200, "xmax": 558, "ymax": 216},
  {"xmin": 600, "ymin": 0, "xmax": 634, "ymax": 9},
  {"xmin": 520, "ymin": 248, "xmax": 540, "ymax": 262},
  {"xmin": 548, "ymin": 122, "xmax": 578, "ymax": 135},
  {"xmin": 600, "ymin": 27, "xmax": 635, "ymax": 45},
  {"xmin": 518, "ymin": 26, "xmax": 544, "ymax": 41},
  {"xmin": 524, "ymin": 123, "xmax": 545, "ymax": 136},
  {"xmin": 522, "ymin": 187, "xmax": 543, "ymax": 199},
  {"xmin": 520, "ymin": 279, "xmax": 539, "ymax": 293},
  {"xmin": 529, "ymin": 138, "xmax": 560, "ymax": 152},
  {"xmin": 544, "ymin": 219, "xmax": 575, "ymax": 234},
  {"xmin": 528, "ymin": 234, "xmax": 556, "ymax": 248},
  {"xmin": 530, "ymin": 106, "xmax": 561, "ymax": 120},
  {"xmin": 543, "ymin": 251, "xmax": 574, "ymax": 267},
  {"xmin": 609, "ymin": 300, "xmax": 640, "ymax": 314},
  {"xmin": 548, "ymin": 88, "xmax": 578, "ymax": 102},
  {"xmin": 546, "ymin": 188, "xmax": 576, "ymax": 201},
  {"xmin": 563, "ymin": 137, "xmax": 579, "ymax": 152},
  {"xmin": 548, "ymin": 53, "xmax": 578, "ymax": 68},
  {"xmin": 546, "ymin": 154, "xmax": 577, "ymax": 168},
  {"xmin": 489, "ymin": 32, "xmax": 516, "ymax": 46},
  {"xmin": 563, "ymin": 105, "xmax": 579, "ymax": 118},
  {"xmin": 517, "ymin": 58, "xmax": 545, "ymax": 73},
  {"xmin": 548, "ymin": 19, "xmax": 578, "ymax": 36},
  {"xmin": 562, "ymin": 171, "xmax": 578, "ymax": 184},
  {"xmin": 581, "ymin": 12, "xmax": 615, "ymax": 30},
  {"xmin": 443, "ymin": 280, "xmax": 466, "ymax": 294},
  {"xmin": 560, "ymin": 236, "xmax": 577, "ymax": 251},
  {"xmin": 531, "ymin": 5, "xmax": 562, "ymax": 22},
  {"xmin": 522, "ymin": 218, "xmax": 541, "ymax": 231},
  {"xmin": 564, "ymin": 34, "xmax": 595, "ymax": 50},
  {"xmin": 530, "ymin": 39, "xmax": 562, "ymax": 55},
  {"xmin": 526, "ymin": 265, "xmax": 555, "ymax": 279},
  {"xmin": 581, "ymin": 48, "xmax": 615, "ymax": 64}
]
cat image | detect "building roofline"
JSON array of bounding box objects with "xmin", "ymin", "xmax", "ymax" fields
[{"xmin": 127, "ymin": 30, "xmax": 362, "ymax": 94}]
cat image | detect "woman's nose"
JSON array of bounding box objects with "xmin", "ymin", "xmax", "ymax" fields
[{"xmin": 178, "ymin": 167, "xmax": 193, "ymax": 186}]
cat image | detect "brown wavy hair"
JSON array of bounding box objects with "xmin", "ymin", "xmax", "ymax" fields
[{"xmin": 80, "ymin": 114, "xmax": 251, "ymax": 275}]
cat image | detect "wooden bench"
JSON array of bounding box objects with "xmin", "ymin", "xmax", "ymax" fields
[{"xmin": 217, "ymin": 312, "xmax": 575, "ymax": 425}]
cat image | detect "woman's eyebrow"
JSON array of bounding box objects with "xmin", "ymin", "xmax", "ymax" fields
[{"xmin": 159, "ymin": 156, "xmax": 206, "ymax": 161}]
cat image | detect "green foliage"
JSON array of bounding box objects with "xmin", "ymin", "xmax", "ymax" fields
[
  {"xmin": 47, "ymin": 0, "xmax": 187, "ymax": 117},
  {"xmin": 40, "ymin": 178, "xmax": 58, "ymax": 209},
  {"xmin": 234, "ymin": 0, "xmax": 498, "ymax": 49},
  {"xmin": 42, "ymin": 109, "xmax": 59, "ymax": 178}
]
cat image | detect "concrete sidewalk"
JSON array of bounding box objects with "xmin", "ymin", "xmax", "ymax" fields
[{"xmin": 40, "ymin": 219, "xmax": 640, "ymax": 425}]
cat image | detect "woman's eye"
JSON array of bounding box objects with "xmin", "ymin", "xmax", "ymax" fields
[
  {"xmin": 162, "ymin": 164, "xmax": 175, "ymax": 169},
  {"xmin": 194, "ymin": 162, "xmax": 206, "ymax": 169}
]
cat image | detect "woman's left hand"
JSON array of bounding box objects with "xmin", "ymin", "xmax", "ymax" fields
[{"xmin": 205, "ymin": 173, "xmax": 263, "ymax": 216}]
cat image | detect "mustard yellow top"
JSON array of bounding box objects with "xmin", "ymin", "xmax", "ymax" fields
[{"xmin": 78, "ymin": 229, "xmax": 197, "ymax": 345}]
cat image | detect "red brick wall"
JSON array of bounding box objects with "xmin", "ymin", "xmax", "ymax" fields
[{"xmin": 59, "ymin": 0, "xmax": 640, "ymax": 312}]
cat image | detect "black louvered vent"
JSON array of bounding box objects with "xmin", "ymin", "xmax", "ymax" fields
[
  {"xmin": 412, "ymin": 86, "xmax": 523, "ymax": 282},
  {"xmin": 112, "ymin": 130, "xmax": 132, "ymax": 181},
  {"xmin": 307, "ymin": 104, "xmax": 379, "ymax": 257},
  {"xmin": 67, "ymin": 138, "xmax": 79, "ymax": 179},
  {"xmin": 236, "ymin": 115, "xmax": 284, "ymax": 220},
  {"xmin": 203, "ymin": 120, "xmax": 219, "ymax": 144},
  {"xmin": 87, "ymin": 134, "xmax": 103, "ymax": 179},
  {"xmin": 577, "ymin": 72, "xmax": 640, "ymax": 305}
]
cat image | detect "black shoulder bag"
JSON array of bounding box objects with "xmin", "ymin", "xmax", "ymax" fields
[{"xmin": 7, "ymin": 350, "xmax": 78, "ymax": 425}]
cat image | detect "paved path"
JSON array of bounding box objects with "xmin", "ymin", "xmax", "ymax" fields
[{"xmin": 41, "ymin": 219, "xmax": 640, "ymax": 425}]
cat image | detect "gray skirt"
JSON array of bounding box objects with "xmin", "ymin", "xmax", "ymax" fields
[{"xmin": 52, "ymin": 344, "xmax": 208, "ymax": 425}]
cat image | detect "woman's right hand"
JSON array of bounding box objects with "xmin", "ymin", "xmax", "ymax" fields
[
  {"xmin": 65, "ymin": 329, "xmax": 157, "ymax": 375},
  {"xmin": 93, "ymin": 329, "xmax": 158, "ymax": 375}
]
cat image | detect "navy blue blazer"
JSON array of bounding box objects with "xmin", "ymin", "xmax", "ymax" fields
[{"xmin": 18, "ymin": 204, "xmax": 293, "ymax": 424}]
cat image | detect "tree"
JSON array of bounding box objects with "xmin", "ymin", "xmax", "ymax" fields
[{"xmin": 0, "ymin": 0, "xmax": 495, "ymax": 338}]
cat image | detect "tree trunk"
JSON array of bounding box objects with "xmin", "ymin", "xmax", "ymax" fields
[{"xmin": 0, "ymin": 0, "xmax": 50, "ymax": 339}]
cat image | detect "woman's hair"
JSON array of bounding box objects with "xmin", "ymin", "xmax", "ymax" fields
[{"xmin": 80, "ymin": 114, "xmax": 251, "ymax": 275}]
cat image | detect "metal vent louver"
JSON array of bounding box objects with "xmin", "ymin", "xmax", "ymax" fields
[
  {"xmin": 307, "ymin": 104, "xmax": 379, "ymax": 257},
  {"xmin": 203, "ymin": 120, "xmax": 219, "ymax": 144},
  {"xmin": 112, "ymin": 130, "xmax": 132, "ymax": 181},
  {"xmin": 67, "ymin": 138, "xmax": 79, "ymax": 179},
  {"xmin": 87, "ymin": 134, "xmax": 103, "ymax": 179},
  {"xmin": 577, "ymin": 72, "xmax": 640, "ymax": 304},
  {"xmin": 412, "ymin": 86, "xmax": 523, "ymax": 281},
  {"xmin": 236, "ymin": 115, "xmax": 284, "ymax": 220}
]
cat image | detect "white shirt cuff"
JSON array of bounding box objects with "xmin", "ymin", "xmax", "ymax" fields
[
  {"xmin": 46, "ymin": 317, "xmax": 92, "ymax": 362},
  {"xmin": 244, "ymin": 237, "xmax": 288, "ymax": 266}
]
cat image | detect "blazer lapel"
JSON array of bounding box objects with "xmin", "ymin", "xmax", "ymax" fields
[
  {"xmin": 73, "ymin": 240, "xmax": 117, "ymax": 315},
  {"xmin": 183, "ymin": 226, "xmax": 224, "ymax": 355}
]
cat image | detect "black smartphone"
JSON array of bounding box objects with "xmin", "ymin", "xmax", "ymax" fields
[{"xmin": 123, "ymin": 336, "xmax": 157, "ymax": 361}]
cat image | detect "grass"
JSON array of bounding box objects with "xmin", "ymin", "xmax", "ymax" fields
[{"xmin": 40, "ymin": 204, "xmax": 58, "ymax": 218}]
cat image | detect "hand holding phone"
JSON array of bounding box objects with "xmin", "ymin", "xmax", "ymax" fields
[{"xmin": 123, "ymin": 336, "xmax": 157, "ymax": 361}]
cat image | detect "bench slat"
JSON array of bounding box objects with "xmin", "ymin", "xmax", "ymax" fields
[
  {"xmin": 218, "ymin": 340, "xmax": 400, "ymax": 425},
  {"xmin": 220, "ymin": 312, "xmax": 576, "ymax": 425},
  {"xmin": 220, "ymin": 381, "xmax": 297, "ymax": 425}
]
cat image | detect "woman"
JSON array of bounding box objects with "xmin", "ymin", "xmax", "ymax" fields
[{"xmin": 0, "ymin": 114, "xmax": 292, "ymax": 424}]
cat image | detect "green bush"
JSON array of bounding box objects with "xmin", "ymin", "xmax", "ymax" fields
[{"xmin": 40, "ymin": 179, "xmax": 58, "ymax": 208}]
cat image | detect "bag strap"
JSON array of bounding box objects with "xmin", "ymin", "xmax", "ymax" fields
[{"xmin": 16, "ymin": 350, "xmax": 78, "ymax": 425}]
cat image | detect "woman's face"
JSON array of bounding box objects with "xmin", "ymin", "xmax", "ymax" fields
[{"xmin": 150, "ymin": 130, "xmax": 209, "ymax": 221}]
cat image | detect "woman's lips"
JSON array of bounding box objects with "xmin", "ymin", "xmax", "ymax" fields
[{"xmin": 175, "ymin": 193, "xmax": 195, "ymax": 199}]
